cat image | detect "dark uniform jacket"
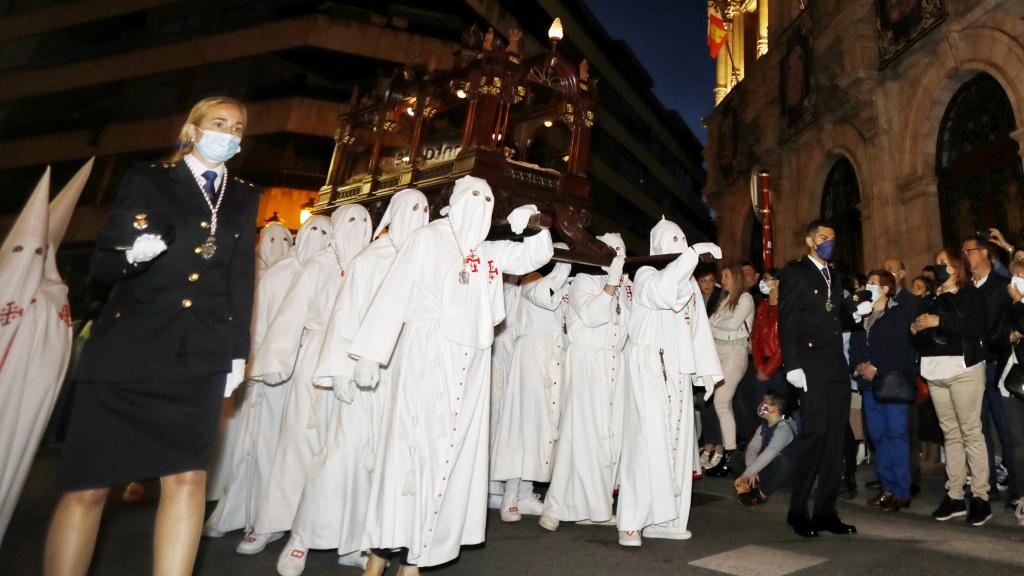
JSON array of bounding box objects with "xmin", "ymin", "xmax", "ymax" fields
[
  {"xmin": 75, "ymin": 161, "xmax": 261, "ymax": 382},
  {"xmin": 778, "ymin": 256, "xmax": 860, "ymax": 382}
]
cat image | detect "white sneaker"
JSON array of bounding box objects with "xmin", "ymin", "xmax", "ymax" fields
[
  {"xmin": 517, "ymin": 494, "xmax": 544, "ymax": 516},
  {"xmin": 539, "ymin": 514, "xmax": 560, "ymax": 531},
  {"xmin": 706, "ymin": 451, "xmax": 723, "ymax": 470},
  {"xmin": 500, "ymin": 489, "xmax": 521, "ymax": 522},
  {"xmin": 337, "ymin": 551, "xmax": 368, "ymax": 568},
  {"xmin": 698, "ymin": 449, "xmax": 712, "ymax": 470},
  {"xmin": 236, "ymin": 532, "xmax": 285, "ymax": 555},
  {"xmin": 642, "ymin": 525, "xmax": 692, "ymax": 540},
  {"xmin": 276, "ymin": 535, "xmax": 307, "ymax": 576},
  {"xmin": 618, "ymin": 530, "xmax": 642, "ymax": 547},
  {"xmin": 488, "ymin": 494, "xmax": 503, "ymax": 509},
  {"xmin": 1014, "ymin": 499, "xmax": 1024, "ymax": 527}
]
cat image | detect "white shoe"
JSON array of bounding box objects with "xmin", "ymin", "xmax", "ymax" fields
[
  {"xmin": 517, "ymin": 494, "xmax": 544, "ymax": 516},
  {"xmin": 337, "ymin": 551, "xmax": 368, "ymax": 568},
  {"xmin": 698, "ymin": 449, "xmax": 712, "ymax": 470},
  {"xmin": 236, "ymin": 532, "xmax": 285, "ymax": 555},
  {"xmin": 642, "ymin": 525, "xmax": 692, "ymax": 540},
  {"xmin": 705, "ymin": 451, "xmax": 723, "ymax": 470},
  {"xmin": 618, "ymin": 530, "xmax": 642, "ymax": 547},
  {"xmin": 500, "ymin": 488, "xmax": 521, "ymax": 522},
  {"xmin": 576, "ymin": 516, "xmax": 617, "ymax": 526},
  {"xmin": 276, "ymin": 535, "xmax": 307, "ymax": 576},
  {"xmin": 539, "ymin": 514, "xmax": 560, "ymax": 531},
  {"xmin": 1014, "ymin": 499, "xmax": 1024, "ymax": 527},
  {"xmin": 488, "ymin": 494, "xmax": 503, "ymax": 509},
  {"xmin": 202, "ymin": 525, "xmax": 226, "ymax": 538}
]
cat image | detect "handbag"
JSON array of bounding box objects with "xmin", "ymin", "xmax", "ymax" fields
[{"xmin": 873, "ymin": 371, "xmax": 915, "ymax": 403}]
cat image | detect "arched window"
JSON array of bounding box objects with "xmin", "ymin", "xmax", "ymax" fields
[
  {"xmin": 937, "ymin": 73, "xmax": 1023, "ymax": 248},
  {"xmin": 820, "ymin": 156, "xmax": 864, "ymax": 275}
]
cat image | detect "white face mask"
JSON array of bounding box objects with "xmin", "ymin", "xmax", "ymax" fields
[
  {"xmin": 866, "ymin": 283, "xmax": 881, "ymax": 303},
  {"xmin": 1012, "ymin": 276, "xmax": 1024, "ymax": 295},
  {"xmin": 758, "ymin": 279, "xmax": 771, "ymax": 295}
]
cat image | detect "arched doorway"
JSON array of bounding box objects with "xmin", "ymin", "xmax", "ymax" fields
[
  {"xmin": 937, "ymin": 73, "xmax": 1023, "ymax": 248},
  {"xmin": 820, "ymin": 156, "xmax": 864, "ymax": 275}
]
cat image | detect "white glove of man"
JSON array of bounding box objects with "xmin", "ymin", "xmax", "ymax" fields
[
  {"xmin": 353, "ymin": 357, "xmax": 381, "ymax": 390},
  {"xmin": 786, "ymin": 368, "xmax": 808, "ymax": 391},
  {"xmin": 224, "ymin": 358, "xmax": 246, "ymax": 398},
  {"xmin": 126, "ymin": 234, "xmax": 167, "ymax": 264},
  {"xmin": 507, "ymin": 204, "xmax": 540, "ymax": 235},
  {"xmin": 606, "ymin": 254, "xmax": 626, "ymax": 286},
  {"xmin": 691, "ymin": 242, "xmax": 723, "ymax": 260}
]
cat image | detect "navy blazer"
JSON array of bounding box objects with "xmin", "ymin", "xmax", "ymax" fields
[
  {"xmin": 75, "ymin": 161, "xmax": 261, "ymax": 382},
  {"xmin": 848, "ymin": 303, "xmax": 916, "ymax": 392}
]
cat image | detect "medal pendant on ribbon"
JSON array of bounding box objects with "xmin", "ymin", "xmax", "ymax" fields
[
  {"xmin": 201, "ymin": 235, "xmax": 217, "ymax": 260},
  {"xmin": 825, "ymin": 301, "xmax": 833, "ymax": 312},
  {"xmin": 458, "ymin": 269, "xmax": 470, "ymax": 285}
]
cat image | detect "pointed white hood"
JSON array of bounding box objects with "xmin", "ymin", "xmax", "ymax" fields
[
  {"xmin": 257, "ymin": 222, "xmax": 293, "ymax": 271},
  {"xmin": 374, "ymin": 188, "xmax": 429, "ymax": 250},
  {"xmin": 294, "ymin": 215, "xmax": 332, "ymax": 264},
  {"xmin": 442, "ymin": 175, "xmax": 494, "ymax": 252},
  {"xmin": 596, "ymin": 232, "xmax": 626, "ymax": 272},
  {"xmin": 649, "ymin": 216, "xmax": 688, "ymax": 256},
  {"xmin": 329, "ymin": 203, "xmax": 373, "ymax": 269},
  {"xmin": 44, "ymin": 159, "xmax": 94, "ymax": 283}
]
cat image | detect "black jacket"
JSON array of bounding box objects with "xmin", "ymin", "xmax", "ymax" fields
[
  {"xmin": 974, "ymin": 272, "xmax": 1012, "ymax": 362},
  {"xmin": 75, "ymin": 162, "xmax": 261, "ymax": 382},
  {"xmin": 778, "ymin": 256, "xmax": 861, "ymax": 382},
  {"xmin": 913, "ymin": 286, "xmax": 986, "ymax": 366},
  {"xmin": 849, "ymin": 304, "xmax": 916, "ymax": 392},
  {"xmin": 893, "ymin": 287, "xmax": 921, "ymax": 322}
]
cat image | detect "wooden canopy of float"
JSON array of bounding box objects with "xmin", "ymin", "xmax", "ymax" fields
[{"xmin": 314, "ymin": 21, "xmax": 615, "ymax": 266}]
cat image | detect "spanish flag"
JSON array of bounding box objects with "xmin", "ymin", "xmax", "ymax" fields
[{"xmin": 708, "ymin": 6, "xmax": 728, "ymax": 59}]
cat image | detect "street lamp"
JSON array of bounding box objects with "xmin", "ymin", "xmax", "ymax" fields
[{"xmin": 548, "ymin": 17, "xmax": 564, "ymax": 47}]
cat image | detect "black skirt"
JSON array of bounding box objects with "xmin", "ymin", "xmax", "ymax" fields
[{"xmin": 57, "ymin": 375, "xmax": 224, "ymax": 492}]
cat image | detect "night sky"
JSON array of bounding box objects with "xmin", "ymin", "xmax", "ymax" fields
[{"xmin": 584, "ymin": 0, "xmax": 716, "ymax": 145}]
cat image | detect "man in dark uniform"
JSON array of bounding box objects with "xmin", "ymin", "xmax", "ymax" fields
[{"xmin": 779, "ymin": 220, "xmax": 867, "ymax": 537}]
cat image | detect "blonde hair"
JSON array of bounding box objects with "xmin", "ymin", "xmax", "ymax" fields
[{"xmin": 170, "ymin": 96, "xmax": 247, "ymax": 161}]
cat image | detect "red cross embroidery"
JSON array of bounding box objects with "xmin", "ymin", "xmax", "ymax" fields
[
  {"xmin": 58, "ymin": 304, "xmax": 72, "ymax": 328},
  {"xmin": 289, "ymin": 550, "xmax": 305, "ymax": 559},
  {"xmin": 562, "ymin": 293, "xmax": 570, "ymax": 304},
  {"xmin": 487, "ymin": 259, "xmax": 499, "ymax": 282},
  {"xmin": 465, "ymin": 251, "xmax": 481, "ymax": 273},
  {"xmin": 0, "ymin": 302, "xmax": 24, "ymax": 326}
]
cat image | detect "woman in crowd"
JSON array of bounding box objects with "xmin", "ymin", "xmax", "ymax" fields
[
  {"xmin": 45, "ymin": 97, "xmax": 260, "ymax": 576},
  {"xmin": 697, "ymin": 266, "xmax": 724, "ymax": 471},
  {"xmin": 707, "ymin": 263, "xmax": 755, "ymax": 476},
  {"xmin": 910, "ymin": 274, "xmax": 944, "ymax": 474},
  {"xmin": 751, "ymin": 268, "xmax": 785, "ymax": 399},
  {"xmin": 912, "ymin": 248, "xmax": 991, "ymax": 526},
  {"xmin": 850, "ymin": 270, "xmax": 916, "ymax": 512}
]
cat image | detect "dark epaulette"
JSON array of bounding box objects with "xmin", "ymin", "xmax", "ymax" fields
[{"xmin": 148, "ymin": 162, "xmax": 178, "ymax": 169}]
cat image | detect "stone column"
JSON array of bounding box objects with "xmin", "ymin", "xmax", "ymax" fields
[
  {"xmin": 728, "ymin": 13, "xmax": 745, "ymax": 88},
  {"xmin": 899, "ymin": 174, "xmax": 944, "ymax": 274},
  {"xmin": 715, "ymin": 47, "xmax": 729, "ymax": 105},
  {"xmin": 757, "ymin": 0, "xmax": 769, "ymax": 58}
]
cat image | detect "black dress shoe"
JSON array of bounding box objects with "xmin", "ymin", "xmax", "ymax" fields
[
  {"xmin": 812, "ymin": 514, "xmax": 857, "ymax": 535},
  {"xmin": 787, "ymin": 511, "xmax": 819, "ymax": 538}
]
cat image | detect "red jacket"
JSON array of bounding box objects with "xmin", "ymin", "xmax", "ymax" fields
[{"xmin": 751, "ymin": 300, "xmax": 782, "ymax": 377}]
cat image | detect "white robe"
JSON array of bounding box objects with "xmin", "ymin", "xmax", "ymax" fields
[
  {"xmin": 351, "ymin": 221, "xmax": 552, "ymax": 567},
  {"xmin": 289, "ymin": 238, "xmax": 397, "ymax": 553},
  {"xmin": 542, "ymin": 273, "xmax": 632, "ymax": 523},
  {"xmin": 250, "ymin": 248, "xmax": 346, "ymax": 534},
  {"xmin": 491, "ymin": 265, "xmax": 570, "ymax": 483},
  {"xmin": 616, "ymin": 251, "xmax": 723, "ymax": 536}
]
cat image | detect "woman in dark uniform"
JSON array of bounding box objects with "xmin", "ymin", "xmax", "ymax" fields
[{"xmin": 44, "ymin": 97, "xmax": 261, "ymax": 576}]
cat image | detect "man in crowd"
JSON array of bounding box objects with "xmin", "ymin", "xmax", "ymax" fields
[
  {"xmin": 779, "ymin": 220, "xmax": 867, "ymax": 538},
  {"xmin": 742, "ymin": 259, "xmax": 765, "ymax": 306},
  {"xmin": 963, "ymin": 235, "xmax": 1017, "ymax": 502}
]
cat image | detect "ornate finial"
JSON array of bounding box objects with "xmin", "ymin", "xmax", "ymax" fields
[
  {"xmin": 483, "ymin": 28, "xmax": 495, "ymax": 51},
  {"xmin": 508, "ymin": 29, "xmax": 523, "ymax": 54},
  {"xmin": 579, "ymin": 59, "xmax": 589, "ymax": 83}
]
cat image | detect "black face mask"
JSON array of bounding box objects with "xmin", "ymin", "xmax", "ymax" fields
[{"xmin": 933, "ymin": 266, "xmax": 951, "ymax": 284}]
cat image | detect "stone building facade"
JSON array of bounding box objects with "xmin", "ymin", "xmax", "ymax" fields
[{"xmin": 705, "ymin": 0, "xmax": 1024, "ymax": 277}]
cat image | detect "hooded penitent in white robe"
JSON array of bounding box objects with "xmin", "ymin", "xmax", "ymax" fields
[
  {"xmin": 208, "ymin": 220, "xmax": 296, "ymax": 500},
  {"xmin": 350, "ymin": 176, "xmax": 553, "ymax": 567},
  {"xmin": 542, "ymin": 233, "xmax": 632, "ymax": 525},
  {"xmin": 205, "ymin": 216, "xmax": 332, "ymax": 534},
  {"xmin": 488, "ymin": 278, "xmax": 521, "ymax": 503},
  {"xmin": 0, "ymin": 160, "xmax": 92, "ymax": 542},
  {"xmin": 491, "ymin": 253, "xmax": 571, "ymax": 488},
  {"xmin": 250, "ymin": 204, "xmax": 372, "ymax": 536},
  {"xmin": 616, "ymin": 219, "xmax": 723, "ymax": 541},
  {"xmin": 283, "ymin": 190, "xmax": 430, "ymax": 567}
]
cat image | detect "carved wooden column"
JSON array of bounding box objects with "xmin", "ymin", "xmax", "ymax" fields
[{"xmin": 757, "ymin": 0, "xmax": 769, "ymax": 58}]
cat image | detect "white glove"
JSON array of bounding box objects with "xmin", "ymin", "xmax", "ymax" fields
[
  {"xmin": 691, "ymin": 242, "xmax": 722, "ymax": 260},
  {"xmin": 507, "ymin": 204, "xmax": 540, "ymax": 234},
  {"xmin": 856, "ymin": 301, "xmax": 873, "ymax": 316},
  {"xmin": 606, "ymin": 255, "xmax": 626, "ymax": 286},
  {"xmin": 786, "ymin": 368, "xmax": 808, "ymax": 391},
  {"xmin": 322, "ymin": 376, "xmax": 356, "ymax": 403},
  {"xmin": 224, "ymin": 358, "xmax": 246, "ymax": 398},
  {"xmin": 125, "ymin": 234, "xmax": 167, "ymax": 264},
  {"xmin": 699, "ymin": 376, "xmax": 719, "ymax": 402},
  {"xmin": 353, "ymin": 357, "xmax": 381, "ymax": 390}
]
